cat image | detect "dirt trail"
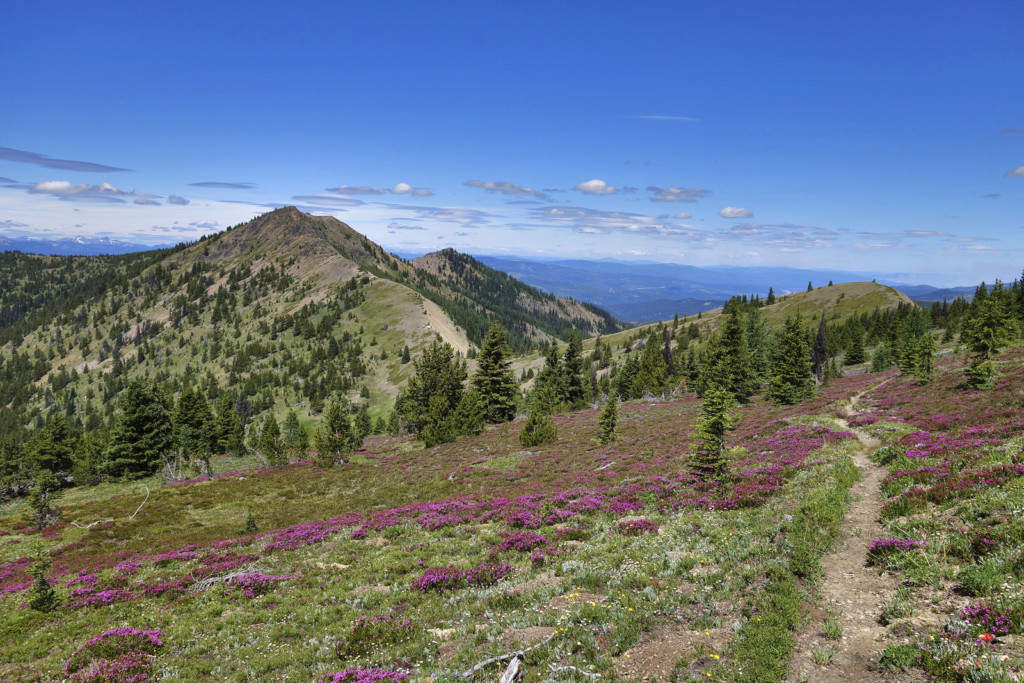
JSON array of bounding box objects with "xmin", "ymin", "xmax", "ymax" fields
[{"xmin": 788, "ymin": 382, "xmax": 925, "ymax": 682}]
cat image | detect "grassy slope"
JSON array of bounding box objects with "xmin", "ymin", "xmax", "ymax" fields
[{"xmin": 1, "ymin": 367, "xmax": 884, "ymax": 681}]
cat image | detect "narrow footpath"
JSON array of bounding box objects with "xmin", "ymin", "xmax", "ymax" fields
[{"xmin": 787, "ymin": 382, "xmax": 925, "ymax": 682}]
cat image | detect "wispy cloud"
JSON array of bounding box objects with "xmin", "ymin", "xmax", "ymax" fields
[
  {"xmin": 1001, "ymin": 129, "xmax": 1021, "ymax": 136},
  {"xmin": 648, "ymin": 186, "xmax": 711, "ymax": 203},
  {"xmin": 464, "ymin": 180, "xmax": 549, "ymax": 200},
  {"xmin": 189, "ymin": 181, "xmax": 256, "ymax": 189},
  {"xmin": 0, "ymin": 219, "xmax": 29, "ymax": 230},
  {"xmin": 1005, "ymin": 166, "xmax": 1024, "ymax": 178},
  {"xmin": 391, "ymin": 183, "xmax": 433, "ymax": 197},
  {"xmin": 386, "ymin": 204, "xmax": 491, "ymax": 227},
  {"xmin": 530, "ymin": 205, "xmax": 713, "ymax": 243},
  {"xmin": 573, "ymin": 179, "xmax": 616, "ymax": 195},
  {"xmin": 0, "ymin": 146, "xmax": 130, "ymax": 173},
  {"xmin": 982, "ymin": 193, "xmax": 1000, "ymax": 199},
  {"xmin": 290, "ymin": 194, "xmax": 365, "ymax": 208},
  {"xmin": 673, "ymin": 212, "xmax": 693, "ymax": 220},
  {"xmin": 325, "ymin": 184, "xmax": 388, "ymax": 195},
  {"xmin": 627, "ymin": 115, "xmax": 700, "ymax": 122},
  {"xmin": 386, "ymin": 222, "xmax": 426, "ymax": 231},
  {"xmin": 167, "ymin": 195, "xmax": 190, "ymax": 205},
  {"xmin": 134, "ymin": 197, "xmax": 160, "ymax": 206},
  {"xmin": 718, "ymin": 206, "xmax": 753, "ymax": 219},
  {"xmin": 0, "ymin": 177, "xmax": 17, "ymax": 183}
]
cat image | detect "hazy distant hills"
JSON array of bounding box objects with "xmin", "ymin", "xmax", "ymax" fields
[
  {"xmin": 0, "ymin": 234, "xmax": 167, "ymax": 256},
  {"xmin": 471, "ymin": 255, "xmax": 975, "ymax": 323}
]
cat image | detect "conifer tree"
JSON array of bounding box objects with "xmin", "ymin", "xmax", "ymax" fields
[
  {"xmin": 844, "ymin": 328, "xmax": 866, "ymax": 365},
  {"xmin": 28, "ymin": 550, "xmax": 60, "ymax": 613},
  {"xmin": 520, "ymin": 385, "xmax": 557, "ymax": 447},
  {"xmin": 282, "ymin": 410, "xmax": 304, "ymax": 452},
  {"xmin": 961, "ymin": 295, "xmax": 1012, "ymax": 388},
  {"xmin": 174, "ymin": 385, "xmax": 215, "ymax": 475},
  {"xmin": 453, "ymin": 388, "xmax": 486, "ymax": 437},
  {"xmin": 397, "ymin": 340, "xmax": 467, "ymax": 436},
  {"xmin": 870, "ymin": 341, "xmax": 894, "ymax": 371},
  {"xmin": 766, "ymin": 315, "xmax": 815, "ymax": 405},
  {"xmin": 255, "ymin": 414, "xmax": 286, "ymax": 466},
  {"xmin": 695, "ymin": 305, "xmax": 754, "ymax": 400},
  {"xmin": 421, "ymin": 394, "xmax": 458, "ymax": 447},
  {"xmin": 354, "ymin": 405, "xmax": 372, "ymax": 443},
  {"xmin": 914, "ymin": 332, "xmax": 936, "ymax": 383},
  {"xmin": 766, "ymin": 287, "xmax": 776, "ymax": 305},
  {"xmin": 691, "ymin": 383, "xmax": 738, "ymax": 480},
  {"xmin": 561, "ymin": 331, "xmax": 588, "ymax": 408},
  {"xmin": 597, "ymin": 395, "xmax": 618, "ymax": 445},
  {"xmin": 213, "ymin": 394, "xmax": 244, "ymax": 456},
  {"xmin": 104, "ymin": 380, "xmax": 174, "ymax": 479},
  {"xmin": 315, "ymin": 400, "xmax": 354, "ymax": 465},
  {"xmin": 70, "ymin": 434, "xmax": 105, "ymax": 487},
  {"xmin": 632, "ymin": 331, "xmax": 670, "ymax": 397},
  {"xmin": 27, "ymin": 470, "xmax": 62, "ymax": 529},
  {"xmin": 26, "ymin": 415, "xmax": 75, "ymax": 475},
  {"xmin": 471, "ymin": 321, "xmax": 519, "ymax": 423},
  {"xmin": 401, "ymin": 345, "xmax": 411, "ymax": 364},
  {"xmin": 811, "ymin": 312, "xmax": 828, "ymax": 383}
]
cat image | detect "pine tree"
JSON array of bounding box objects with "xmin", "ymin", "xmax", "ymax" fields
[
  {"xmin": 471, "ymin": 321, "xmax": 519, "ymax": 423},
  {"xmin": 28, "ymin": 551, "xmax": 61, "ymax": 613},
  {"xmin": 914, "ymin": 332, "xmax": 936, "ymax": 384},
  {"xmin": 213, "ymin": 394, "xmax": 244, "ymax": 457},
  {"xmin": 27, "ymin": 470, "xmax": 62, "ymax": 529},
  {"xmin": 961, "ymin": 295, "xmax": 1012, "ymax": 388},
  {"xmin": 844, "ymin": 328, "xmax": 866, "ymax": 365},
  {"xmin": 255, "ymin": 414, "xmax": 286, "ymax": 466},
  {"xmin": 520, "ymin": 385, "xmax": 558, "ymax": 447},
  {"xmin": 315, "ymin": 401, "xmax": 353, "ymax": 465},
  {"xmin": 397, "ymin": 340, "xmax": 467, "ymax": 436},
  {"xmin": 401, "ymin": 345, "xmax": 411, "ymax": 364},
  {"xmin": 632, "ymin": 331, "xmax": 670, "ymax": 397},
  {"xmin": 104, "ymin": 380, "xmax": 174, "ymax": 480},
  {"xmin": 282, "ymin": 410, "xmax": 303, "ymax": 452},
  {"xmin": 811, "ymin": 312, "xmax": 828, "ymax": 383},
  {"xmin": 766, "ymin": 287, "xmax": 776, "ymax": 305},
  {"xmin": 766, "ymin": 315, "xmax": 815, "ymax": 405},
  {"xmin": 695, "ymin": 305, "xmax": 754, "ymax": 400},
  {"xmin": 691, "ymin": 383, "xmax": 738, "ymax": 480},
  {"xmin": 354, "ymin": 405, "xmax": 372, "ymax": 443},
  {"xmin": 561, "ymin": 331, "xmax": 588, "ymax": 408},
  {"xmin": 807, "ymin": 281, "xmax": 813, "ymax": 292},
  {"xmin": 870, "ymin": 341, "xmax": 894, "ymax": 372},
  {"xmin": 597, "ymin": 396, "xmax": 618, "ymax": 445},
  {"xmin": 70, "ymin": 434, "xmax": 105, "ymax": 487},
  {"xmin": 453, "ymin": 389, "xmax": 486, "ymax": 437},
  {"xmin": 174, "ymin": 385, "xmax": 215, "ymax": 475},
  {"xmin": 421, "ymin": 394, "xmax": 457, "ymax": 447},
  {"xmin": 25, "ymin": 415, "xmax": 75, "ymax": 475}
]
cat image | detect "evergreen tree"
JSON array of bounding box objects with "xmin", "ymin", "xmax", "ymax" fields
[
  {"xmin": 453, "ymin": 389, "xmax": 486, "ymax": 437},
  {"xmin": 811, "ymin": 312, "xmax": 828, "ymax": 383},
  {"xmin": 401, "ymin": 345, "xmax": 411, "ymax": 364},
  {"xmin": 561, "ymin": 331, "xmax": 588, "ymax": 408},
  {"xmin": 615, "ymin": 353, "xmax": 641, "ymax": 401},
  {"xmin": 28, "ymin": 550, "xmax": 61, "ymax": 613},
  {"xmin": 26, "ymin": 415, "xmax": 75, "ymax": 475},
  {"xmin": 632, "ymin": 331, "xmax": 670, "ymax": 397},
  {"xmin": 214, "ymin": 394, "xmax": 244, "ymax": 457},
  {"xmin": 807, "ymin": 281, "xmax": 813, "ymax": 291},
  {"xmin": 104, "ymin": 380, "xmax": 174, "ymax": 479},
  {"xmin": 421, "ymin": 394, "xmax": 457, "ymax": 447},
  {"xmin": 397, "ymin": 340, "xmax": 467, "ymax": 436},
  {"xmin": 354, "ymin": 405, "xmax": 372, "ymax": 443},
  {"xmin": 27, "ymin": 470, "xmax": 62, "ymax": 529},
  {"xmin": 844, "ymin": 327, "xmax": 866, "ymax": 365},
  {"xmin": 695, "ymin": 305, "xmax": 754, "ymax": 400},
  {"xmin": 961, "ymin": 295, "xmax": 1013, "ymax": 388},
  {"xmin": 520, "ymin": 386, "xmax": 558, "ymax": 447},
  {"xmin": 255, "ymin": 414, "xmax": 286, "ymax": 466},
  {"xmin": 314, "ymin": 401, "xmax": 353, "ymax": 465},
  {"xmin": 597, "ymin": 396, "xmax": 618, "ymax": 445},
  {"xmin": 870, "ymin": 341, "xmax": 894, "ymax": 372},
  {"xmin": 282, "ymin": 410, "xmax": 304, "ymax": 452},
  {"xmin": 471, "ymin": 321, "xmax": 519, "ymax": 423},
  {"xmin": 766, "ymin": 315, "xmax": 815, "ymax": 405},
  {"xmin": 766, "ymin": 287, "xmax": 776, "ymax": 305},
  {"xmin": 690, "ymin": 384, "xmax": 738, "ymax": 480},
  {"xmin": 174, "ymin": 385, "xmax": 215, "ymax": 475},
  {"xmin": 914, "ymin": 332, "xmax": 936, "ymax": 384},
  {"xmin": 70, "ymin": 434, "xmax": 105, "ymax": 487},
  {"xmin": 533, "ymin": 344, "xmax": 563, "ymax": 403}
]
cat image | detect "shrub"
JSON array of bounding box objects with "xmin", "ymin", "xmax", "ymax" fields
[
  {"xmin": 63, "ymin": 629, "xmax": 163, "ymax": 680},
  {"xmin": 617, "ymin": 519, "xmax": 659, "ymax": 536},
  {"xmin": 320, "ymin": 669, "xmax": 409, "ymax": 683},
  {"xmin": 336, "ymin": 615, "xmax": 416, "ymax": 659},
  {"xmin": 28, "ymin": 553, "xmax": 61, "ymax": 613},
  {"xmin": 411, "ymin": 562, "xmax": 512, "ymax": 592},
  {"xmin": 866, "ymin": 538, "xmax": 926, "ymax": 566},
  {"xmin": 958, "ymin": 563, "xmax": 1002, "ymax": 597},
  {"xmin": 498, "ymin": 532, "xmax": 549, "ymax": 553},
  {"xmin": 877, "ymin": 643, "xmax": 918, "ymax": 670}
]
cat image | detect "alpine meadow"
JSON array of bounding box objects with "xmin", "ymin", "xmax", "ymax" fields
[
  {"xmin": 4, "ymin": 3, "xmax": 1024, "ymax": 682},
  {"xmin": 0, "ymin": 204, "xmax": 1023, "ymax": 682}
]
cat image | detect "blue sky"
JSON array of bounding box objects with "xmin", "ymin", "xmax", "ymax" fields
[{"xmin": 1, "ymin": 0, "xmax": 1021, "ymax": 285}]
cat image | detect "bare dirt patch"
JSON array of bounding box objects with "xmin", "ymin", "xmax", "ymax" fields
[{"xmin": 613, "ymin": 625, "xmax": 730, "ymax": 681}]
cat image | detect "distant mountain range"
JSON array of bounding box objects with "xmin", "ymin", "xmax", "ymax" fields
[{"xmin": 0, "ymin": 234, "xmax": 167, "ymax": 256}]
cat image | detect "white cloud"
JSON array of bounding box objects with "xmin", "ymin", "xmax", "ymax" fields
[
  {"xmin": 718, "ymin": 206, "xmax": 753, "ymax": 219},
  {"xmin": 326, "ymin": 185, "xmax": 387, "ymax": 195},
  {"xmin": 167, "ymin": 195, "xmax": 190, "ymax": 205},
  {"xmin": 30, "ymin": 180, "xmax": 128, "ymax": 196},
  {"xmin": 673, "ymin": 212, "xmax": 693, "ymax": 220},
  {"xmin": 134, "ymin": 197, "xmax": 160, "ymax": 206},
  {"xmin": 1005, "ymin": 166, "xmax": 1024, "ymax": 178},
  {"xmin": 574, "ymin": 179, "xmax": 616, "ymax": 195},
  {"xmin": 464, "ymin": 180, "xmax": 549, "ymax": 200},
  {"xmin": 648, "ymin": 186, "xmax": 711, "ymax": 203},
  {"xmin": 391, "ymin": 182, "xmax": 433, "ymax": 197}
]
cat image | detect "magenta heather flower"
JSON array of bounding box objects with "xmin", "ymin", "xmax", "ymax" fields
[
  {"xmin": 336, "ymin": 615, "xmax": 416, "ymax": 658},
  {"xmin": 866, "ymin": 538, "xmax": 926, "ymax": 565},
  {"xmin": 617, "ymin": 518, "xmax": 659, "ymax": 536},
  {"xmin": 320, "ymin": 669, "xmax": 408, "ymax": 683},
  {"xmin": 63, "ymin": 628, "xmax": 163, "ymax": 678},
  {"xmin": 223, "ymin": 572, "xmax": 295, "ymax": 598},
  {"xmin": 411, "ymin": 561, "xmax": 512, "ymax": 592},
  {"xmin": 498, "ymin": 532, "xmax": 549, "ymax": 553}
]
